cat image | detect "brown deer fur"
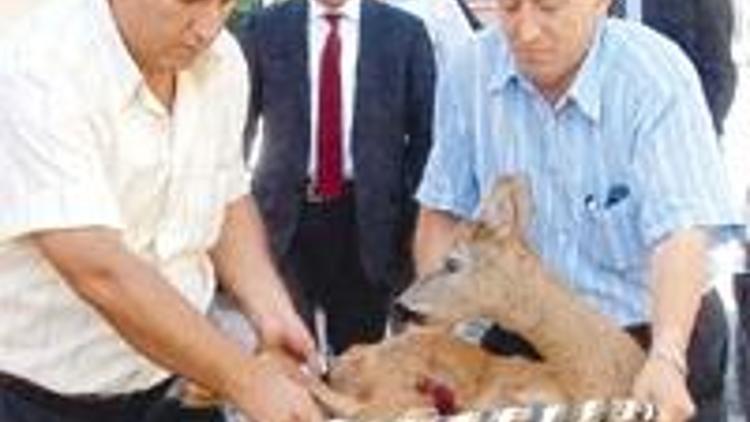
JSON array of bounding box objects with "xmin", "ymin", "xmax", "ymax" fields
[{"xmin": 319, "ymin": 175, "xmax": 646, "ymax": 419}]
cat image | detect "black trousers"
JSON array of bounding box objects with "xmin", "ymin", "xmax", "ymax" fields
[
  {"xmin": 685, "ymin": 290, "xmax": 728, "ymax": 421},
  {"xmin": 734, "ymin": 272, "xmax": 750, "ymax": 419},
  {"xmin": 281, "ymin": 191, "xmax": 390, "ymax": 355},
  {"xmin": 482, "ymin": 290, "xmax": 728, "ymax": 421},
  {"xmin": 0, "ymin": 375, "xmax": 224, "ymax": 422}
]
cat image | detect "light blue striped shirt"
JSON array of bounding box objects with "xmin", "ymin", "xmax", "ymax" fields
[{"xmin": 416, "ymin": 18, "xmax": 740, "ymax": 325}]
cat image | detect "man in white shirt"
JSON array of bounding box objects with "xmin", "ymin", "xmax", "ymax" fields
[
  {"xmin": 0, "ymin": 0, "xmax": 53, "ymax": 33},
  {"xmin": 0, "ymin": 0, "xmax": 323, "ymax": 420}
]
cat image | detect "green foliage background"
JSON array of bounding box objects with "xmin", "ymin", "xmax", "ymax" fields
[{"xmin": 228, "ymin": 0, "xmax": 263, "ymax": 31}]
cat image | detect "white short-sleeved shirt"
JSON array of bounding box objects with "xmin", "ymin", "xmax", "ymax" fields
[{"xmin": 0, "ymin": 0, "xmax": 250, "ymax": 394}]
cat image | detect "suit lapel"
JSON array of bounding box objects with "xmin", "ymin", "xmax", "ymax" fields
[
  {"xmin": 352, "ymin": 0, "xmax": 379, "ymax": 165},
  {"xmin": 284, "ymin": 0, "xmax": 312, "ymax": 178}
]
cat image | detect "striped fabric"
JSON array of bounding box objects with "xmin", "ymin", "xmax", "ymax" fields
[
  {"xmin": 332, "ymin": 399, "xmax": 657, "ymax": 421},
  {"xmin": 416, "ymin": 18, "xmax": 740, "ymax": 326}
]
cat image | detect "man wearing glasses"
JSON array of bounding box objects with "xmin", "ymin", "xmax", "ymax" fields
[{"xmin": 414, "ymin": 0, "xmax": 739, "ymax": 420}]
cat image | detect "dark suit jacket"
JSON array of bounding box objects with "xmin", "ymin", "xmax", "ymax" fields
[
  {"xmin": 237, "ymin": 0, "xmax": 435, "ymax": 288},
  {"xmin": 641, "ymin": 0, "xmax": 737, "ymax": 133}
]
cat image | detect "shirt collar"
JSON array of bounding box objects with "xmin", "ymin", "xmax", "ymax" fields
[
  {"xmin": 488, "ymin": 19, "xmax": 606, "ymax": 122},
  {"xmin": 309, "ymin": 0, "xmax": 362, "ymax": 24},
  {"xmin": 564, "ymin": 19, "xmax": 606, "ymax": 122},
  {"xmin": 91, "ymin": 0, "xmax": 141, "ymax": 111}
]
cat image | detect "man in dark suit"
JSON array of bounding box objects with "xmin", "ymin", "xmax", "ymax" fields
[
  {"xmin": 611, "ymin": 0, "xmax": 737, "ymax": 135},
  {"xmin": 237, "ymin": 0, "xmax": 435, "ymax": 354}
]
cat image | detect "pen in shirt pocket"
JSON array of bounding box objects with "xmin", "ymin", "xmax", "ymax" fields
[
  {"xmin": 604, "ymin": 184, "xmax": 630, "ymax": 208},
  {"xmin": 584, "ymin": 184, "xmax": 630, "ymax": 212}
]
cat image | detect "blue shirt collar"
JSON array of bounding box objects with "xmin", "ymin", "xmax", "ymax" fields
[{"xmin": 565, "ymin": 20, "xmax": 606, "ymax": 122}]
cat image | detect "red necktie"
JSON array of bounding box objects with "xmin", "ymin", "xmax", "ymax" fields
[{"xmin": 316, "ymin": 14, "xmax": 343, "ymax": 199}]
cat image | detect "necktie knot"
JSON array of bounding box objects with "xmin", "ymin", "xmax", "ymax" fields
[{"xmin": 324, "ymin": 13, "xmax": 341, "ymax": 29}]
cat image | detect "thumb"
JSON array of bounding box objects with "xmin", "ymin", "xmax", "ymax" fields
[{"xmin": 285, "ymin": 324, "xmax": 318, "ymax": 362}]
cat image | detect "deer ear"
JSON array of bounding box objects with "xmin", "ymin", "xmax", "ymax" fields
[
  {"xmin": 509, "ymin": 175, "xmax": 531, "ymax": 233},
  {"xmin": 477, "ymin": 175, "xmax": 531, "ymax": 237}
]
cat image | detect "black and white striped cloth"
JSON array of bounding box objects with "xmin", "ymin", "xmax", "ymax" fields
[{"xmin": 332, "ymin": 399, "xmax": 657, "ymax": 422}]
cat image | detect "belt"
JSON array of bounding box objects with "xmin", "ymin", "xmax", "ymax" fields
[
  {"xmin": 303, "ymin": 180, "xmax": 354, "ymax": 204},
  {"xmin": 0, "ymin": 372, "xmax": 173, "ymax": 417}
]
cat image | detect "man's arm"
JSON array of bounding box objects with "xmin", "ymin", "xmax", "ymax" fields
[
  {"xmin": 632, "ymin": 228, "xmax": 708, "ymax": 421},
  {"xmin": 33, "ymin": 227, "xmax": 321, "ymax": 421},
  {"xmin": 413, "ymin": 207, "xmax": 462, "ymax": 279},
  {"xmin": 210, "ymin": 195, "xmax": 315, "ymax": 360},
  {"xmin": 649, "ymin": 228, "xmax": 707, "ymax": 362}
]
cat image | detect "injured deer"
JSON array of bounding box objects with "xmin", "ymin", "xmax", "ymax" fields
[{"xmin": 318, "ymin": 175, "xmax": 646, "ymax": 420}]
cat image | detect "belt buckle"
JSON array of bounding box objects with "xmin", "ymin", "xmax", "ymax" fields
[{"xmin": 305, "ymin": 182, "xmax": 325, "ymax": 204}]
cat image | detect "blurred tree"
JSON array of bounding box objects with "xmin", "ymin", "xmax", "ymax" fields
[{"xmin": 228, "ymin": 0, "xmax": 263, "ymax": 32}]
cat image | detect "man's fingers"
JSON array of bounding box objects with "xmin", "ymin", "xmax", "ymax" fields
[
  {"xmin": 283, "ymin": 317, "xmax": 318, "ymax": 363},
  {"xmin": 657, "ymin": 404, "xmax": 692, "ymax": 422},
  {"xmin": 652, "ymin": 386, "xmax": 694, "ymax": 422},
  {"xmin": 292, "ymin": 330, "xmax": 317, "ymax": 360},
  {"xmin": 632, "ymin": 358, "xmax": 697, "ymax": 422}
]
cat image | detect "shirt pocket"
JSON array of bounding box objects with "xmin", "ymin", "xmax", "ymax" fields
[{"xmin": 580, "ymin": 198, "xmax": 643, "ymax": 273}]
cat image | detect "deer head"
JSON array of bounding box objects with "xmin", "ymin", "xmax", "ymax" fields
[{"xmin": 398, "ymin": 175, "xmax": 543, "ymax": 331}]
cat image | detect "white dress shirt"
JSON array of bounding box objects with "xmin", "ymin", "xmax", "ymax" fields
[
  {"xmin": 0, "ymin": 0, "xmax": 57, "ymax": 35},
  {"xmin": 0, "ymin": 0, "xmax": 249, "ymax": 394},
  {"xmin": 308, "ymin": 0, "xmax": 361, "ymax": 179}
]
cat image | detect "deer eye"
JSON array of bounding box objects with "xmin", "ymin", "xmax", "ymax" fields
[{"xmin": 444, "ymin": 256, "xmax": 462, "ymax": 273}]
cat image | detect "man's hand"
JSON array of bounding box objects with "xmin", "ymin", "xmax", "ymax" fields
[
  {"xmin": 209, "ymin": 197, "xmax": 317, "ymax": 363},
  {"xmin": 632, "ymin": 354, "xmax": 694, "ymax": 422},
  {"xmin": 252, "ymin": 301, "xmax": 317, "ymax": 363},
  {"xmin": 232, "ymin": 353, "xmax": 325, "ymax": 422},
  {"xmin": 639, "ymin": 229, "xmax": 707, "ymax": 421}
]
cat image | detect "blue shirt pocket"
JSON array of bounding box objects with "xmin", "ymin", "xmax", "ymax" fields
[{"xmin": 580, "ymin": 197, "xmax": 643, "ymax": 274}]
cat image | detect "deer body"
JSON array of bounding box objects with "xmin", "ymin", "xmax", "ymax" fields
[{"xmin": 322, "ymin": 176, "xmax": 646, "ymax": 419}]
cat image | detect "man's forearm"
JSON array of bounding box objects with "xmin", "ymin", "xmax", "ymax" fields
[
  {"xmin": 34, "ymin": 229, "xmax": 256, "ymax": 403},
  {"xmin": 648, "ymin": 228, "xmax": 708, "ymax": 358},
  {"xmin": 210, "ymin": 195, "xmax": 295, "ymax": 323},
  {"xmin": 413, "ymin": 208, "xmax": 462, "ymax": 279}
]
